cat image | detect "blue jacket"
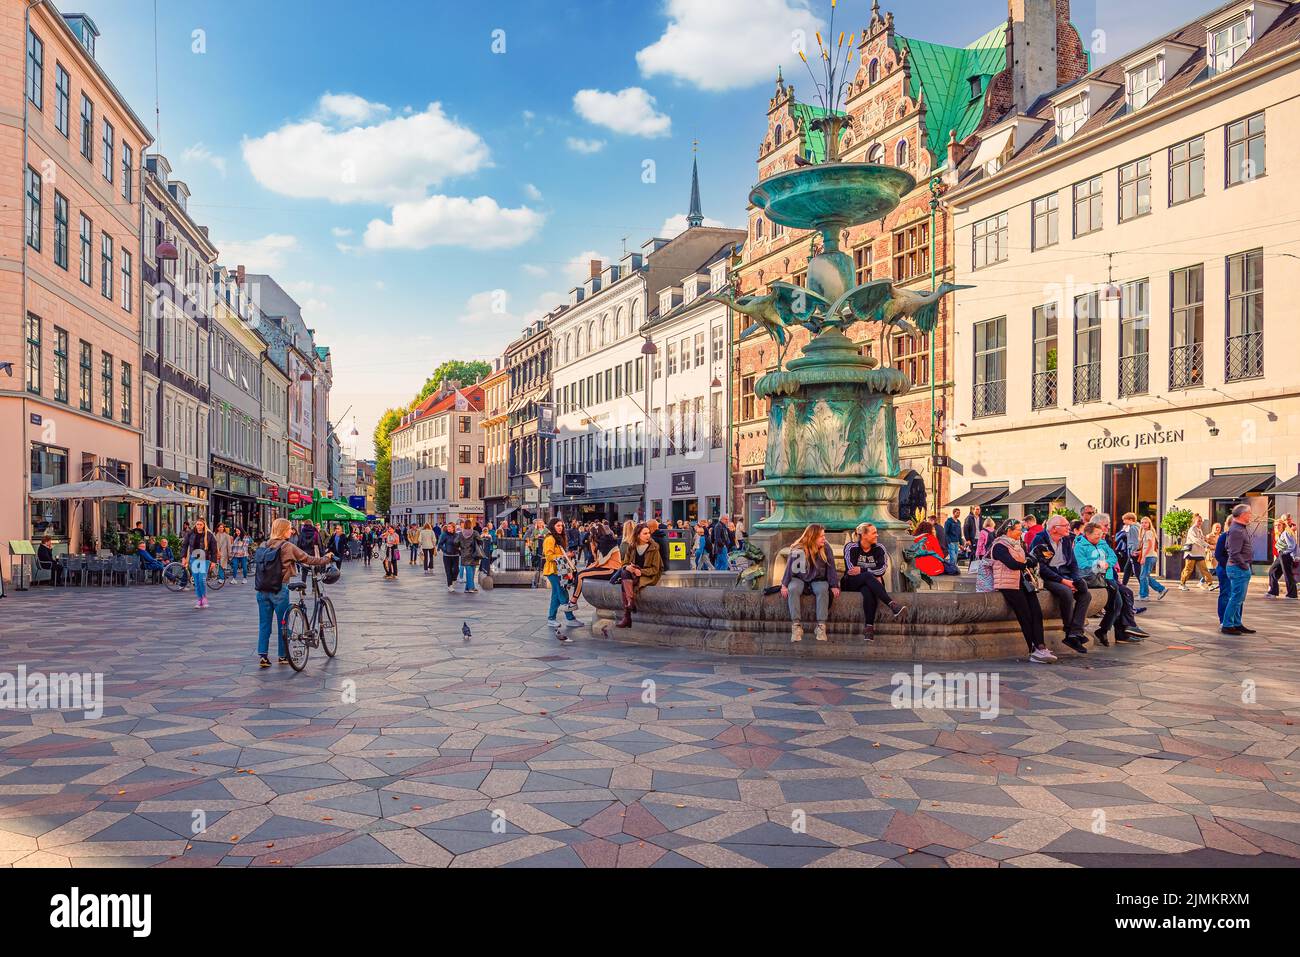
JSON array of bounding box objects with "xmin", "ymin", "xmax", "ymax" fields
[
  {"xmin": 1028, "ymin": 531, "xmax": 1084, "ymax": 586},
  {"xmin": 1075, "ymin": 537, "xmax": 1118, "ymax": 583}
]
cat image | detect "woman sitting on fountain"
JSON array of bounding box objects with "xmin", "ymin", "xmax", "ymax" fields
[
  {"xmin": 781, "ymin": 524, "xmax": 841, "ymax": 643},
  {"xmin": 991, "ymin": 519, "xmax": 1058, "ymax": 665},
  {"xmin": 570, "ymin": 521, "xmax": 622, "ymax": 607},
  {"xmin": 617, "ymin": 523, "xmax": 663, "ymax": 628},
  {"xmin": 841, "ymin": 523, "xmax": 907, "ymax": 643},
  {"xmin": 911, "ymin": 521, "xmax": 947, "ymax": 578}
]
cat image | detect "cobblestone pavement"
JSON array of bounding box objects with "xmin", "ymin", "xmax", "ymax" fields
[{"xmin": 1, "ymin": 562, "xmax": 1298, "ymax": 868}]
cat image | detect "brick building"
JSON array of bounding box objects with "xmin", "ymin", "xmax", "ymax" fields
[{"xmin": 730, "ymin": 0, "xmax": 1086, "ymax": 529}]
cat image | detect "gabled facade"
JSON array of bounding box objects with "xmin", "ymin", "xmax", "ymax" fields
[{"xmin": 389, "ymin": 383, "xmax": 486, "ymax": 526}]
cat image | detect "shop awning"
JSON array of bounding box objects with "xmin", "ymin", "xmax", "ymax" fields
[
  {"xmin": 1178, "ymin": 471, "xmax": 1275, "ymax": 500},
  {"xmin": 1002, "ymin": 483, "xmax": 1068, "ymax": 505},
  {"xmin": 1263, "ymin": 472, "xmax": 1300, "ymax": 496},
  {"xmin": 968, "ymin": 127, "xmax": 1014, "ymax": 173},
  {"xmin": 947, "ymin": 484, "xmax": 1008, "ymax": 508}
]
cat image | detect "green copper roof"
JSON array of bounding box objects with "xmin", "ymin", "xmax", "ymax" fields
[
  {"xmin": 790, "ymin": 101, "xmax": 843, "ymax": 165},
  {"xmin": 896, "ymin": 22, "xmax": 1007, "ymax": 165}
]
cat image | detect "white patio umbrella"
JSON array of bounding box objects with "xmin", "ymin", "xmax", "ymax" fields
[
  {"xmin": 136, "ymin": 486, "xmax": 208, "ymax": 506},
  {"xmin": 28, "ymin": 480, "xmax": 155, "ymax": 502}
]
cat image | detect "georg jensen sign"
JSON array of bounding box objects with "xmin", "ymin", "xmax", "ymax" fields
[{"xmin": 1087, "ymin": 429, "xmax": 1185, "ymax": 451}]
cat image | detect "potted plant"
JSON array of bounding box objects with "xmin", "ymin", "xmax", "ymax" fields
[
  {"xmin": 1050, "ymin": 506, "xmax": 1081, "ymax": 524},
  {"xmin": 1161, "ymin": 508, "xmax": 1195, "ymax": 581}
]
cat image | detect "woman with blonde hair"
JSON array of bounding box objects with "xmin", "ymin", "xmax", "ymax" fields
[
  {"xmin": 781, "ymin": 523, "xmax": 840, "ymax": 642},
  {"xmin": 1137, "ymin": 515, "xmax": 1167, "ymax": 601},
  {"xmin": 253, "ymin": 517, "xmax": 334, "ymax": 669}
]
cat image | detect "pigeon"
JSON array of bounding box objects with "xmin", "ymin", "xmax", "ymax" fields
[{"xmin": 462, "ymin": 622, "xmax": 472, "ymax": 641}]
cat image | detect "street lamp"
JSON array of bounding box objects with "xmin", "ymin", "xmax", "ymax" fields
[{"xmin": 640, "ymin": 338, "xmax": 658, "ymax": 355}]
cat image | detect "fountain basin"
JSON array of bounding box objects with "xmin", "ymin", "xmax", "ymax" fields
[
  {"xmin": 750, "ymin": 164, "xmax": 917, "ymax": 234},
  {"xmin": 580, "ymin": 581, "xmax": 1109, "ymax": 661}
]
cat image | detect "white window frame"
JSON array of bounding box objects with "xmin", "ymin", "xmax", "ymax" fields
[
  {"xmin": 1210, "ymin": 15, "xmax": 1252, "ymax": 75},
  {"xmin": 1126, "ymin": 58, "xmax": 1161, "ymax": 110},
  {"xmin": 1056, "ymin": 95, "xmax": 1088, "ymax": 143}
]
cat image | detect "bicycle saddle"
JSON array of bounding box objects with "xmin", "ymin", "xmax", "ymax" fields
[{"xmin": 288, "ymin": 582, "xmax": 306, "ymax": 591}]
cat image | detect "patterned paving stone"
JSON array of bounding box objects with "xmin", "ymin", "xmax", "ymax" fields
[{"xmin": 1, "ymin": 568, "xmax": 1298, "ymax": 867}]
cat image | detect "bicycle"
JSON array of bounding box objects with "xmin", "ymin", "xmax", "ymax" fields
[
  {"xmin": 161, "ymin": 561, "xmax": 226, "ymax": 592},
  {"xmin": 282, "ymin": 567, "xmax": 339, "ymax": 673}
]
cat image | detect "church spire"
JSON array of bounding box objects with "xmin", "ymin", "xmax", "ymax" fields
[{"xmin": 687, "ymin": 141, "xmax": 703, "ymax": 228}]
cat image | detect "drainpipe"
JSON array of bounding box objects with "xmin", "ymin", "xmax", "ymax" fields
[{"xmin": 928, "ymin": 174, "xmax": 942, "ymax": 514}]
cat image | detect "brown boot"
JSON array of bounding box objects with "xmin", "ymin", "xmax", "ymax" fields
[{"xmin": 617, "ymin": 581, "xmax": 634, "ymax": 628}]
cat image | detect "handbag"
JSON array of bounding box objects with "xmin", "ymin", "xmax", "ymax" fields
[{"xmin": 973, "ymin": 558, "xmax": 994, "ymax": 593}]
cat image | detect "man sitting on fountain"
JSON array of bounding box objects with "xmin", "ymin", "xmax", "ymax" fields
[
  {"xmin": 781, "ymin": 524, "xmax": 840, "ymax": 643},
  {"xmin": 841, "ymin": 523, "xmax": 907, "ymax": 643}
]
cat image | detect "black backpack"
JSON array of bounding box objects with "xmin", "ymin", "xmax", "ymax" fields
[{"xmin": 254, "ymin": 542, "xmax": 285, "ymax": 593}]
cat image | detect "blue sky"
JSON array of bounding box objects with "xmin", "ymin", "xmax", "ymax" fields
[{"xmin": 73, "ymin": 0, "xmax": 1198, "ymax": 456}]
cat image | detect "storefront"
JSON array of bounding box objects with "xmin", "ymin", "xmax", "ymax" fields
[
  {"xmin": 211, "ymin": 460, "xmax": 263, "ymax": 535},
  {"xmin": 552, "ymin": 479, "xmax": 643, "ymax": 525},
  {"xmin": 142, "ymin": 464, "xmax": 210, "ymax": 536}
]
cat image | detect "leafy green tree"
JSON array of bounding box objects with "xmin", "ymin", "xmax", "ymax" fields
[
  {"xmin": 414, "ymin": 360, "xmax": 491, "ymax": 404},
  {"xmin": 372, "ymin": 407, "xmax": 404, "ymax": 515}
]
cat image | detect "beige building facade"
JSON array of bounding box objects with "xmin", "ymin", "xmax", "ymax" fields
[{"xmin": 948, "ymin": 0, "xmax": 1300, "ymax": 563}]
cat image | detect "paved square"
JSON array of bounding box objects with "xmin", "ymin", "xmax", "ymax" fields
[{"xmin": 1, "ymin": 567, "xmax": 1298, "ymax": 868}]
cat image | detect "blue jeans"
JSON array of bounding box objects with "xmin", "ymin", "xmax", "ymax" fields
[
  {"xmin": 714, "ymin": 547, "xmax": 729, "ymax": 571},
  {"xmin": 547, "ymin": 573, "xmax": 577, "ymax": 623},
  {"xmin": 1138, "ymin": 555, "xmax": 1165, "ymax": 598},
  {"xmin": 947, "ymin": 542, "xmax": 959, "ymax": 566},
  {"xmin": 1216, "ymin": 564, "xmax": 1230, "ymax": 622},
  {"xmin": 193, "ymin": 569, "xmax": 208, "ymax": 601},
  {"xmin": 256, "ymin": 585, "xmax": 290, "ymax": 657},
  {"xmin": 1224, "ymin": 565, "xmax": 1251, "ymax": 629},
  {"xmin": 462, "ymin": 562, "xmax": 477, "ymax": 590},
  {"xmin": 232, "ymin": 556, "xmax": 248, "ymax": 578}
]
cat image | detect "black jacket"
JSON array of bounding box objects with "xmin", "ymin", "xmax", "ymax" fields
[
  {"xmin": 652, "ymin": 528, "xmax": 669, "ymax": 564},
  {"xmin": 962, "ymin": 513, "xmax": 978, "ymax": 544},
  {"xmin": 1028, "ymin": 530, "xmax": 1085, "ymax": 586}
]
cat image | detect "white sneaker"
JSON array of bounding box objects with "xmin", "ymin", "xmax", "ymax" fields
[
  {"xmin": 1179, "ymin": 584, "xmax": 1189, "ymax": 591},
  {"xmin": 546, "ymin": 619, "xmax": 559, "ymax": 629},
  {"xmin": 448, "ymin": 585, "xmax": 455, "ymax": 592},
  {"xmin": 1029, "ymin": 647, "xmax": 1058, "ymax": 664},
  {"xmin": 790, "ymin": 622, "xmax": 803, "ymax": 643},
  {"xmin": 813, "ymin": 623, "xmax": 827, "ymax": 642}
]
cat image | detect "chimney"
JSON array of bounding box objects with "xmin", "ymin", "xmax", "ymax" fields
[
  {"xmin": 589, "ymin": 259, "xmax": 602, "ymax": 279},
  {"xmin": 1009, "ymin": 0, "xmax": 1058, "ymax": 114},
  {"xmin": 236, "ymin": 265, "xmax": 246, "ymax": 285}
]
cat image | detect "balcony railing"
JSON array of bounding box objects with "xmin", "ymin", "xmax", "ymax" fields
[
  {"xmin": 972, "ymin": 379, "xmax": 1006, "ymax": 418},
  {"xmin": 1073, "ymin": 361, "xmax": 1101, "ymax": 404},
  {"xmin": 1118, "ymin": 353, "xmax": 1149, "ymax": 398},
  {"xmin": 1031, "ymin": 370, "xmax": 1057, "ymax": 410},
  {"xmin": 1226, "ymin": 331, "xmax": 1264, "ymax": 382},
  {"xmin": 1169, "ymin": 342, "xmax": 1204, "ymax": 390}
]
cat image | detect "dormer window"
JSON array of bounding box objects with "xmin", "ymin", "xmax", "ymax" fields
[
  {"xmin": 1056, "ymin": 95, "xmax": 1088, "ymax": 143},
  {"xmin": 968, "ymin": 76, "xmax": 983, "ymax": 101},
  {"xmin": 1126, "ymin": 59, "xmax": 1161, "ymax": 110},
  {"xmin": 1210, "ymin": 16, "xmax": 1251, "ymax": 74}
]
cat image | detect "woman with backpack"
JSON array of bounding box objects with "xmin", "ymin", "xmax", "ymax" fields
[
  {"xmin": 781, "ymin": 523, "xmax": 840, "ymax": 643},
  {"xmin": 253, "ymin": 517, "xmax": 335, "ymax": 669}
]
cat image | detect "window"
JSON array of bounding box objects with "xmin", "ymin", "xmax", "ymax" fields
[
  {"xmin": 102, "ymin": 120, "xmax": 114, "ymax": 182},
  {"xmin": 754, "ymin": 218, "xmax": 765, "ymax": 241},
  {"xmin": 893, "ymin": 332, "xmax": 929, "ymax": 387},
  {"xmin": 1127, "ymin": 59, "xmax": 1161, "ymax": 110},
  {"xmin": 80, "ymin": 94, "xmax": 94, "ymax": 162},
  {"xmin": 121, "ymin": 143, "xmax": 133, "ymax": 202},
  {"xmin": 52, "ymin": 192, "xmax": 68, "ymax": 269},
  {"xmin": 667, "ymin": 341, "xmax": 678, "ymax": 376},
  {"xmin": 79, "ymin": 341, "xmax": 92, "ymax": 411},
  {"xmin": 969, "ymin": 76, "xmax": 983, "ymax": 100},
  {"xmin": 869, "ymin": 59, "xmax": 880, "ymax": 84},
  {"xmin": 1031, "ymin": 303, "xmax": 1058, "ymax": 410},
  {"xmin": 1119, "ymin": 157, "xmax": 1152, "ymax": 222},
  {"xmin": 1073, "ymin": 292, "xmax": 1102, "ymax": 403},
  {"xmin": 101, "ymin": 234, "xmax": 113, "ymax": 300},
  {"xmin": 458, "ymin": 415, "xmax": 470, "ymax": 433},
  {"xmin": 868, "ymin": 143, "xmax": 885, "ymax": 164},
  {"xmin": 1226, "ymin": 249, "xmax": 1263, "ymax": 381},
  {"xmin": 1169, "ymin": 136, "xmax": 1205, "ymax": 205},
  {"xmin": 1227, "ymin": 113, "xmax": 1265, "ymax": 185},
  {"xmin": 679, "ymin": 336, "xmax": 692, "ymax": 371},
  {"xmin": 1118, "ymin": 280, "xmax": 1150, "ymax": 397},
  {"xmin": 30, "ymin": 443, "xmax": 69, "ymax": 540},
  {"xmin": 478, "ymin": 445, "xmax": 485, "ymax": 463},
  {"xmin": 1210, "ymin": 16, "xmax": 1250, "ymax": 75},
  {"xmin": 120, "ymin": 361, "xmax": 132, "ymax": 424},
  {"xmin": 1056, "ymin": 94, "xmax": 1088, "ymax": 142},
  {"xmin": 27, "ymin": 29, "xmax": 43, "ymax": 109},
  {"xmin": 1170, "ymin": 265, "xmax": 1204, "ymax": 389},
  {"xmin": 893, "ymin": 220, "xmax": 930, "ymax": 281},
  {"xmin": 694, "ymin": 332, "xmax": 705, "ymax": 368},
  {"xmin": 896, "ymin": 139, "xmax": 909, "ymax": 166},
  {"xmin": 1031, "ymin": 194, "xmax": 1058, "ymax": 250},
  {"xmin": 121, "ymin": 250, "xmax": 132, "ymax": 312},
  {"xmin": 972, "ymin": 317, "xmax": 1006, "ymax": 418},
  {"xmin": 25, "ymin": 314, "xmax": 41, "ymax": 395},
  {"xmin": 710, "ymin": 323, "xmax": 724, "ymax": 364},
  {"xmin": 24, "ymin": 167, "xmax": 41, "ymax": 252},
  {"xmin": 53, "ymin": 327, "xmax": 68, "ymax": 403},
  {"xmin": 740, "ymin": 374, "xmax": 757, "ymax": 421},
  {"xmin": 459, "ymin": 445, "xmax": 471, "ymax": 464},
  {"xmin": 101, "ymin": 352, "xmax": 114, "ymax": 419},
  {"xmin": 54, "ymin": 64, "xmax": 69, "ymax": 136},
  {"xmin": 854, "ymin": 243, "xmax": 874, "ymax": 284},
  {"xmin": 972, "ymin": 211, "xmax": 1008, "ymax": 269},
  {"xmin": 1073, "ymin": 176, "xmax": 1103, "ymax": 236},
  {"xmin": 79, "ymin": 214, "xmax": 92, "ymax": 285},
  {"xmin": 459, "ymin": 477, "xmax": 470, "ymax": 499}
]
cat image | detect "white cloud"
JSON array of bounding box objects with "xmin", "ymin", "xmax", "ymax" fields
[
  {"xmin": 564, "ymin": 249, "xmax": 613, "ymax": 286},
  {"xmin": 457, "ymin": 289, "xmax": 516, "ymax": 325},
  {"xmin": 242, "ymin": 101, "xmax": 490, "ymax": 204},
  {"xmin": 521, "ymin": 263, "xmax": 548, "ymax": 278},
  {"xmin": 331, "ymin": 226, "xmax": 353, "ymax": 238},
  {"xmin": 318, "ymin": 92, "xmax": 391, "ymax": 126},
  {"xmin": 523, "ymin": 182, "xmax": 543, "ymax": 201},
  {"xmin": 659, "ymin": 212, "xmax": 729, "ymax": 238},
  {"xmin": 217, "ymin": 233, "xmax": 299, "ymax": 271},
  {"xmin": 573, "ymin": 87, "xmax": 671, "ymax": 137},
  {"xmin": 522, "ymin": 110, "xmax": 536, "ymax": 123},
  {"xmin": 182, "ymin": 142, "xmax": 227, "ymax": 177},
  {"xmin": 362, "ymin": 195, "xmax": 544, "ymax": 251},
  {"xmin": 566, "ymin": 136, "xmax": 606, "ymax": 154},
  {"xmin": 637, "ymin": 0, "xmax": 825, "ymax": 92}
]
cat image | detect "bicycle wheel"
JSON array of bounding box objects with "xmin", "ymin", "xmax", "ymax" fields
[
  {"xmin": 162, "ymin": 562, "xmax": 186, "ymax": 592},
  {"xmin": 317, "ymin": 597, "xmax": 338, "ymax": 658},
  {"xmin": 207, "ymin": 565, "xmax": 226, "ymax": 591},
  {"xmin": 283, "ymin": 605, "xmax": 311, "ymax": 672}
]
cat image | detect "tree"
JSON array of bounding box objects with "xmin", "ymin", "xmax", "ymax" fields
[{"xmin": 414, "ymin": 360, "xmax": 491, "ymax": 405}]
